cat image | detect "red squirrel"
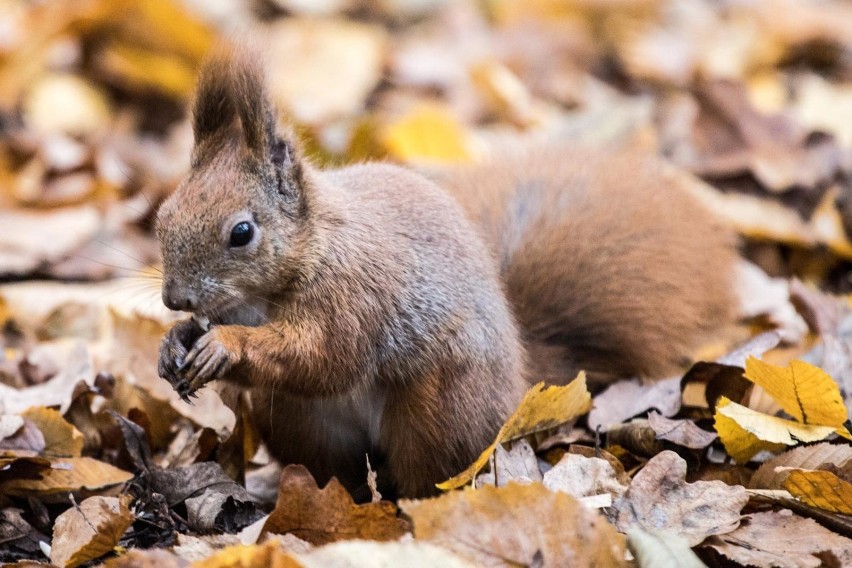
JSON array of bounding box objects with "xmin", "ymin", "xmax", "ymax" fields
[{"xmin": 156, "ymin": 48, "xmax": 737, "ymax": 498}]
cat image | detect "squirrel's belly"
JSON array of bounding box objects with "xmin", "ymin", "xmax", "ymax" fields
[{"xmin": 251, "ymin": 384, "xmax": 385, "ymax": 488}]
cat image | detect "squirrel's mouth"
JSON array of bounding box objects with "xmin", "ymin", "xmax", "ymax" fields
[{"xmin": 196, "ymin": 296, "xmax": 243, "ymax": 321}]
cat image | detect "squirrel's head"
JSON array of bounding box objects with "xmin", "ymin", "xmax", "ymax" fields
[{"xmin": 156, "ymin": 47, "xmax": 309, "ymax": 315}]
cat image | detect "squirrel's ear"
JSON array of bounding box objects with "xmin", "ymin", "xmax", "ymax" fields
[
  {"xmin": 191, "ymin": 47, "xmax": 237, "ymax": 161},
  {"xmin": 230, "ymin": 51, "xmax": 278, "ymax": 164}
]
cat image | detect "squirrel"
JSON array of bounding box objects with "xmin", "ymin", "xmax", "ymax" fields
[{"xmin": 156, "ymin": 47, "xmax": 738, "ymax": 499}]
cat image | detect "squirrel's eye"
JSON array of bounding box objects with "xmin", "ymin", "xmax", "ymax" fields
[{"xmin": 229, "ymin": 222, "xmax": 254, "ymax": 248}]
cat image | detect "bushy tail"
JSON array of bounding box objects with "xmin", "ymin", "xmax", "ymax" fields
[{"xmin": 442, "ymin": 144, "xmax": 738, "ymax": 385}]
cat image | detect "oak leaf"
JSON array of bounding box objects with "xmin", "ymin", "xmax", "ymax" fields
[
  {"xmin": 262, "ymin": 464, "xmax": 408, "ymax": 545},
  {"xmin": 611, "ymin": 451, "xmax": 748, "ymax": 546}
]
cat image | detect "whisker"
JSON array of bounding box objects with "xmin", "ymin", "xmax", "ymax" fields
[{"xmin": 91, "ymin": 238, "xmax": 163, "ymax": 275}]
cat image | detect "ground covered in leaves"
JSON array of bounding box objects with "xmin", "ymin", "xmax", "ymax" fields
[{"xmin": 3, "ymin": 0, "xmax": 852, "ymax": 566}]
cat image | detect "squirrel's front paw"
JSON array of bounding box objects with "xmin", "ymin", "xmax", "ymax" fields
[
  {"xmin": 158, "ymin": 318, "xmax": 204, "ymax": 395},
  {"xmin": 180, "ymin": 327, "xmax": 240, "ymax": 393}
]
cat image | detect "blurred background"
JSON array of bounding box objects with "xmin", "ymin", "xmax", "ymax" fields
[{"xmin": 3, "ymin": 0, "xmax": 852, "ymax": 292}]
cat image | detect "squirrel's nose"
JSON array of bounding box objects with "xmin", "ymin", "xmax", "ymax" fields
[{"xmin": 162, "ymin": 281, "xmax": 197, "ymax": 312}]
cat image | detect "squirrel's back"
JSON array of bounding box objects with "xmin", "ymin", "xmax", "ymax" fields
[{"xmin": 442, "ymin": 144, "xmax": 738, "ymax": 384}]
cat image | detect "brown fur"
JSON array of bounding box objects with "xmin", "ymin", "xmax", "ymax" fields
[
  {"xmin": 156, "ymin": 48, "xmax": 737, "ymax": 498},
  {"xmin": 441, "ymin": 146, "xmax": 738, "ymax": 386}
]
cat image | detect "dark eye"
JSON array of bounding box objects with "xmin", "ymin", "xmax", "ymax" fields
[{"xmin": 229, "ymin": 222, "xmax": 254, "ymax": 248}]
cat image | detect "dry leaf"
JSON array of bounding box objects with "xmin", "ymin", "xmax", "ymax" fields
[
  {"xmin": 21, "ymin": 406, "xmax": 83, "ymax": 457},
  {"xmin": 476, "ymin": 438, "xmax": 542, "ymax": 487},
  {"xmin": 714, "ymin": 397, "xmax": 837, "ymax": 463},
  {"xmin": 626, "ymin": 528, "xmax": 706, "ymax": 568},
  {"xmin": 783, "ymin": 469, "xmax": 852, "ymax": 515},
  {"xmin": 50, "ymin": 494, "xmax": 134, "ymax": 568},
  {"xmin": 587, "ymin": 376, "xmax": 681, "ymax": 432},
  {"xmin": 750, "ymin": 442, "xmax": 852, "ymax": 489},
  {"xmin": 702, "ymin": 509, "xmax": 852, "ymax": 568},
  {"xmin": 380, "ymin": 103, "xmax": 473, "ymax": 164},
  {"xmin": 401, "ymin": 482, "xmax": 626, "ymax": 568},
  {"xmin": 0, "ymin": 456, "xmax": 133, "ymax": 498},
  {"xmin": 611, "ymin": 451, "xmax": 748, "ymax": 546},
  {"xmin": 262, "ymin": 464, "xmax": 408, "ymax": 545},
  {"xmin": 187, "ymin": 540, "xmax": 301, "ymax": 568},
  {"xmin": 264, "ymin": 18, "xmax": 387, "ymax": 125},
  {"xmin": 295, "ymin": 540, "xmax": 476, "ymax": 568},
  {"xmin": 647, "ymin": 411, "xmax": 718, "ymax": 449},
  {"xmin": 542, "ymin": 452, "xmax": 627, "ymax": 500},
  {"xmin": 438, "ymin": 373, "xmax": 591, "ymax": 490},
  {"xmin": 744, "ymin": 357, "xmax": 849, "ymax": 430}
]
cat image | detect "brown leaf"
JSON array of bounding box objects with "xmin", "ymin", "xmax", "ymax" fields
[
  {"xmin": 262, "ymin": 464, "xmax": 408, "ymax": 546},
  {"xmin": 750, "ymin": 442, "xmax": 852, "ymax": 489},
  {"xmin": 401, "ymin": 482, "xmax": 626, "ymax": 568},
  {"xmin": 21, "ymin": 406, "xmax": 83, "ymax": 457},
  {"xmin": 102, "ymin": 548, "xmax": 188, "ymax": 568},
  {"xmin": 647, "ymin": 411, "xmax": 718, "ymax": 449},
  {"xmin": 702, "ymin": 509, "xmax": 852, "ymax": 568},
  {"xmin": 612, "ymin": 451, "xmax": 748, "ymax": 546},
  {"xmin": 588, "ymin": 376, "xmax": 681, "ymax": 432},
  {"xmin": 790, "ymin": 279, "xmax": 848, "ymax": 336},
  {"xmin": 50, "ymin": 495, "xmax": 135, "ymax": 568},
  {"xmin": 0, "ymin": 456, "xmax": 132, "ymax": 499},
  {"xmin": 0, "ymin": 508, "xmax": 48, "ymax": 557}
]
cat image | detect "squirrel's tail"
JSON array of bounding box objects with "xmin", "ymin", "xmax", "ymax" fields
[{"xmin": 441, "ymin": 144, "xmax": 739, "ymax": 385}]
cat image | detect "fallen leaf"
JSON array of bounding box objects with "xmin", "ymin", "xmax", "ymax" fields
[
  {"xmin": 438, "ymin": 373, "xmax": 591, "ymax": 490},
  {"xmin": 185, "ymin": 540, "xmax": 300, "ymax": 568},
  {"xmin": 295, "ymin": 540, "xmax": 477, "ymax": 568},
  {"xmin": 264, "ymin": 18, "xmax": 387, "ymax": 125},
  {"xmin": 21, "ymin": 406, "xmax": 83, "ymax": 457},
  {"xmin": 626, "ymin": 528, "xmax": 706, "ymax": 568},
  {"xmin": 714, "ymin": 397, "xmax": 837, "ymax": 463},
  {"xmin": 611, "ymin": 450, "xmax": 748, "ymax": 546},
  {"xmin": 750, "ymin": 442, "xmax": 852, "ymax": 489},
  {"xmin": 0, "ymin": 508, "xmax": 48, "ymax": 558},
  {"xmin": 148, "ymin": 461, "xmax": 263, "ymax": 533},
  {"xmin": 102, "ymin": 548, "xmax": 188, "ymax": 568},
  {"xmin": 542, "ymin": 452, "xmax": 627, "ymax": 500},
  {"xmin": 380, "ymin": 103, "xmax": 473, "ymax": 164},
  {"xmin": 647, "ymin": 411, "xmax": 718, "ymax": 449},
  {"xmin": 476, "ymin": 438, "xmax": 542, "ymax": 487},
  {"xmin": 50, "ymin": 495, "xmax": 135, "ymax": 568},
  {"xmin": 783, "ymin": 468, "xmax": 852, "ymax": 515},
  {"xmin": 702, "ymin": 509, "xmax": 852, "ymax": 568},
  {"xmin": 262, "ymin": 464, "xmax": 408, "ymax": 545},
  {"xmin": 0, "ymin": 456, "xmax": 133, "ymax": 499},
  {"xmin": 587, "ymin": 376, "xmax": 681, "ymax": 432},
  {"xmin": 744, "ymin": 357, "xmax": 849, "ymax": 430},
  {"xmin": 401, "ymin": 482, "xmax": 626, "ymax": 568}
]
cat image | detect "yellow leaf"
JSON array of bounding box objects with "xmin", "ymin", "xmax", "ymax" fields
[
  {"xmin": 380, "ymin": 104, "xmax": 473, "ymax": 164},
  {"xmin": 22, "ymin": 406, "xmax": 83, "ymax": 457},
  {"xmin": 714, "ymin": 397, "xmax": 836, "ymax": 463},
  {"xmin": 98, "ymin": 43, "xmax": 198, "ymax": 98},
  {"xmin": 192, "ymin": 540, "xmax": 303, "ymax": 568},
  {"xmin": 438, "ymin": 373, "xmax": 591, "ymax": 490},
  {"xmin": 744, "ymin": 358, "xmax": 849, "ymax": 429},
  {"xmin": 784, "ymin": 469, "xmax": 852, "ymax": 515}
]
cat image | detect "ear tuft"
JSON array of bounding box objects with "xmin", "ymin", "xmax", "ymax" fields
[{"xmin": 191, "ymin": 45, "xmax": 238, "ymax": 163}]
